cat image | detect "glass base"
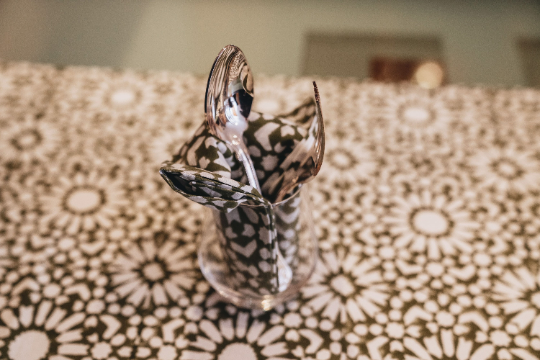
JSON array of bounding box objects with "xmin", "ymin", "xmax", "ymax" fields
[{"xmin": 198, "ymin": 190, "xmax": 318, "ymax": 311}]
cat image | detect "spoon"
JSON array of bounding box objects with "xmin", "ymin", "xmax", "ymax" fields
[
  {"xmin": 205, "ymin": 45, "xmax": 261, "ymax": 190},
  {"xmin": 205, "ymin": 46, "xmax": 293, "ymax": 291},
  {"xmin": 271, "ymin": 81, "xmax": 325, "ymax": 203}
]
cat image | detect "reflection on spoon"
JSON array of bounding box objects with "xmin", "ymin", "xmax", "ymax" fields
[{"xmin": 204, "ymin": 45, "xmax": 261, "ymax": 190}]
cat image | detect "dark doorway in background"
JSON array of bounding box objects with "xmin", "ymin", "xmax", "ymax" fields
[
  {"xmin": 518, "ymin": 38, "xmax": 540, "ymax": 88},
  {"xmin": 302, "ymin": 33, "xmax": 445, "ymax": 86}
]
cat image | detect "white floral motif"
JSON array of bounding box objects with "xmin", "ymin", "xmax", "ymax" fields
[
  {"xmin": 109, "ymin": 239, "xmax": 198, "ymax": 308},
  {"xmin": 301, "ymin": 248, "xmax": 388, "ymax": 324},
  {"xmin": 456, "ymin": 310, "xmax": 538, "ymax": 360},
  {"xmin": 517, "ymin": 198, "xmax": 540, "ymax": 254},
  {"xmin": 184, "ymin": 311, "xmax": 290, "ymax": 360},
  {"xmin": 87, "ymin": 74, "xmax": 157, "ymax": 119},
  {"xmin": 83, "ymin": 314, "xmax": 135, "ymax": 360},
  {"xmin": 493, "ymin": 267, "xmax": 540, "ymax": 337},
  {"xmin": 275, "ymin": 301, "xmax": 337, "ymax": 359},
  {"xmin": 0, "ymin": 300, "xmax": 88, "ymax": 360},
  {"xmin": 0, "ymin": 115, "xmax": 61, "ymax": 163},
  {"xmin": 414, "ymin": 256, "xmax": 473, "ymax": 292},
  {"xmin": 494, "ymin": 88, "xmax": 540, "ymax": 114},
  {"xmin": 384, "ymin": 191, "xmax": 479, "ymax": 259},
  {"xmin": 469, "ymin": 147, "xmax": 540, "ymax": 193},
  {"xmin": 252, "ymin": 75, "xmax": 313, "ymax": 115},
  {"xmin": 320, "ymin": 139, "xmax": 377, "ymax": 184},
  {"xmin": 150, "ymin": 128, "xmax": 191, "ymax": 163},
  {"xmin": 40, "ymin": 172, "xmax": 128, "ymax": 235},
  {"xmin": 0, "ymin": 62, "xmax": 57, "ymax": 117},
  {"xmin": 347, "ymin": 290, "xmax": 478, "ymax": 360},
  {"xmin": 404, "ymin": 295, "xmax": 471, "ymax": 359},
  {"xmin": 370, "ymin": 89, "xmax": 454, "ymax": 140}
]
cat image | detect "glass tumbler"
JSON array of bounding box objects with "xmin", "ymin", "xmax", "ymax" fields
[{"xmin": 198, "ymin": 186, "xmax": 317, "ymax": 310}]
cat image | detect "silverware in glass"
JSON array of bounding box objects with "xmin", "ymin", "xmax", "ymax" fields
[{"xmin": 205, "ymin": 45, "xmax": 261, "ymax": 190}]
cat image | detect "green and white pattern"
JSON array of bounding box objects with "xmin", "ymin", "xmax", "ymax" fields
[
  {"xmin": 160, "ymin": 163, "xmax": 267, "ymax": 213},
  {"xmin": 3, "ymin": 61, "xmax": 540, "ymax": 359},
  {"xmin": 160, "ymin": 100, "xmax": 317, "ymax": 295}
]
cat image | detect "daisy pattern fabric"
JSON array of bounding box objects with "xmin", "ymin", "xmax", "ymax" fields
[{"xmin": 2, "ymin": 60, "xmax": 540, "ymax": 360}]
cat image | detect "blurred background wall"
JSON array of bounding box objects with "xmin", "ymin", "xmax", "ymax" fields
[{"xmin": 1, "ymin": 0, "xmax": 539, "ymax": 86}]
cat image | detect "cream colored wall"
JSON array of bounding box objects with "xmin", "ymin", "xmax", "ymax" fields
[{"xmin": 1, "ymin": 0, "xmax": 539, "ymax": 86}]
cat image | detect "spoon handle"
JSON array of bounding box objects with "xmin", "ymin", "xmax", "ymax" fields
[{"xmin": 232, "ymin": 142, "xmax": 261, "ymax": 191}]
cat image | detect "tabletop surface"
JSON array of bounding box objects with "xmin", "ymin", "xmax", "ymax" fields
[{"xmin": 1, "ymin": 61, "xmax": 540, "ymax": 360}]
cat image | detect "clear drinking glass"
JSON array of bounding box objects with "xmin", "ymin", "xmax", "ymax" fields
[{"xmin": 198, "ymin": 186, "xmax": 318, "ymax": 310}]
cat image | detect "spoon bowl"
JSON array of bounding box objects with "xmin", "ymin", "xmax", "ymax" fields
[{"xmin": 205, "ymin": 45, "xmax": 260, "ymax": 190}]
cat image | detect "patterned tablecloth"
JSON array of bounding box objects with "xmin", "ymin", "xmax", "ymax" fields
[{"xmin": 1, "ymin": 60, "xmax": 540, "ymax": 360}]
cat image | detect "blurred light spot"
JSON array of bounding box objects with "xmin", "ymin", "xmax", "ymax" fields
[{"xmin": 414, "ymin": 61, "xmax": 445, "ymax": 89}]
